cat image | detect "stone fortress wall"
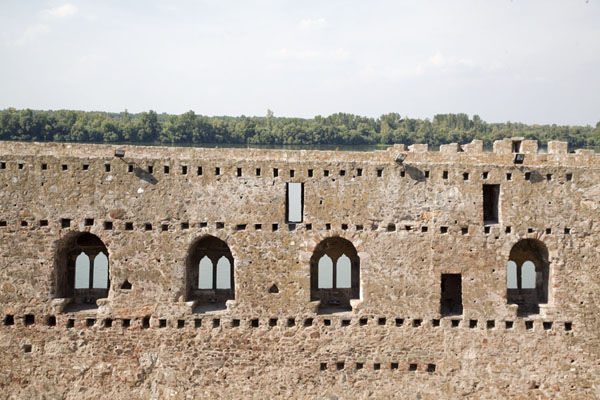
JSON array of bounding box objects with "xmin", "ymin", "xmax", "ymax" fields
[{"xmin": 0, "ymin": 139, "xmax": 599, "ymax": 399}]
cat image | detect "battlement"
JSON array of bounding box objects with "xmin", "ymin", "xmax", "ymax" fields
[{"xmin": 0, "ymin": 140, "xmax": 599, "ymax": 399}]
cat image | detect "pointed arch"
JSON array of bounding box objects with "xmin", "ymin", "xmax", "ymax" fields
[
  {"xmin": 310, "ymin": 237, "xmax": 359, "ymax": 313},
  {"xmin": 507, "ymin": 238, "xmax": 549, "ymax": 315},
  {"xmin": 186, "ymin": 235, "xmax": 235, "ymax": 308},
  {"xmin": 53, "ymin": 232, "xmax": 110, "ymax": 307}
]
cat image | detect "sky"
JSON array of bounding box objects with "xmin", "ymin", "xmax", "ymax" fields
[{"xmin": 0, "ymin": 0, "xmax": 599, "ymax": 125}]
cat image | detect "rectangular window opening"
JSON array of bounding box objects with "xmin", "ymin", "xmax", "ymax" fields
[
  {"xmin": 441, "ymin": 273, "xmax": 463, "ymax": 317},
  {"xmin": 512, "ymin": 140, "xmax": 522, "ymax": 153},
  {"xmin": 181, "ymin": 165, "xmax": 187, "ymax": 175},
  {"xmin": 483, "ymin": 184, "xmax": 500, "ymax": 225},
  {"xmin": 286, "ymin": 182, "xmax": 303, "ymax": 223}
]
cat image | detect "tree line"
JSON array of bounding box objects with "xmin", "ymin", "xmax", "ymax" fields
[{"xmin": 1, "ymin": 108, "xmax": 599, "ymax": 149}]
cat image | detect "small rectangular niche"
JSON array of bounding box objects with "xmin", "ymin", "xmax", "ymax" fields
[
  {"xmin": 215, "ymin": 167, "xmax": 220, "ymax": 175},
  {"xmin": 320, "ymin": 363, "xmax": 327, "ymax": 371},
  {"xmin": 104, "ymin": 319, "xmax": 113, "ymax": 328},
  {"xmin": 376, "ymin": 168, "xmax": 383, "ymax": 177},
  {"xmin": 177, "ymin": 320, "xmax": 185, "ymax": 329},
  {"xmin": 305, "ymin": 223, "xmax": 312, "ymax": 230},
  {"xmin": 564, "ymin": 322, "xmax": 572, "ymax": 331},
  {"xmin": 307, "ymin": 169, "xmax": 313, "ymax": 177},
  {"xmin": 463, "ymin": 172, "xmax": 469, "ymax": 180},
  {"xmin": 0, "ymin": 221, "xmax": 6, "ymax": 227},
  {"xmin": 197, "ymin": 166, "xmax": 203, "ymax": 176},
  {"xmin": 82, "ymin": 164, "xmax": 89, "ymax": 171},
  {"xmin": 61, "ymin": 218, "xmax": 71, "ymax": 228},
  {"xmin": 546, "ymin": 173, "xmax": 552, "ymax": 181},
  {"xmin": 303, "ymin": 318, "xmax": 313, "ymax": 327},
  {"xmin": 254, "ymin": 224, "xmax": 262, "ymax": 230},
  {"xmin": 442, "ymin": 170, "xmax": 448, "ymax": 179},
  {"xmin": 373, "ymin": 363, "xmax": 381, "ymax": 371},
  {"xmin": 409, "ymin": 363, "xmax": 417, "ymax": 372},
  {"xmin": 286, "ymin": 182, "xmax": 304, "ymax": 223},
  {"xmin": 251, "ymin": 318, "xmax": 259, "ymax": 328},
  {"xmin": 86, "ymin": 318, "xmax": 96, "ymax": 327},
  {"xmin": 440, "ymin": 226, "xmax": 448, "ymax": 234},
  {"xmin": 41, "ymin": 163, "xmax": 47, "ymax": 170},
  {"xmin": 125, "ymin": 222, "xmax": 134, "ymax": 231},
  {"xmin": 451, "ymin": 319, "xmax": 460, "ymax": 328},
  {"xmin": 232, "ymin": 319, "xmax": 240, "ymax": 327},
  {"xmin": 273, "ymin": 168, "xmax": 279, "ymax": 177},
  {"xmin": 323, "ymin": 319, "xmax": 331, "ymax": 326},
  {"xmin": 193, "ymin": 319, "xmax": 201, "ymax": 328},
  {"xmin": 237, "ymin": 167, "xmax": 242, "ymax": 177},
  {"xmin": 525, "ymin": 172, "xmax": 531, "ymax": 181},
  {"xmin": 66, "ymin": 319, "xmax": 75, "ymax": 328},
  {"xmin": 336, "ymin": 362, "xmax": 345, "ymax": 371},
  {"xmin": 469, "ymin": 319, "xmax": 477, "ymax": 329},
  {"xmin": 181, "ymin": 165, "xmax": 187, "ymax": 175},
  {"xmin": 236, "ymin": 224, "xmax": 247, "ymax": 231},
  {"xmin": 17, "ymin": 163, "xmax": 23, "ymax": 170},
  {"xmin": 142, "ymin": 317, "xmax": 151, "ymax": 329},
  {"xmin": 272, "ymin": 223, "xmax": 278, "ymax": 232},
  {"xmin": 128, "ymin": 164, "xmax": 134, "ymax": 173},
  {"xmin": 378, "ymin": 317, "xmax": 386, "ymax": 326},
  {"xmin": 427, "ymin": 364, "xmax": 436, "ymax": 373},
  {"xmin": 323, "ymin": 170, "xmax": 329, "ymax": 177},
  {"xmin": 355, "ymin": 362, "xmax": 363, "ymax": 370},
  {"xmin": 105, "ymin": 164, "xmax": 111, "ymax": 172},
  {"xmin": 359, "ymin": 318, "xmax": 368, "ymax": 326},
  {"xmin": 62, "ymin": 164, "xmax": 68, "ymax": 171},
  {"xmin": 482, "ymin": 171, "xmax": 489, "ymax": 179},
  {"xmin": 104, "ymin": 221, "xmax": 113, "ymax": 230},
  {"xmin": 85, "ymin": 218, "xmax": 94, "ymax": 226},
  {"xmin": 46, "ymin": 315, "xmax": 56, "ymax": 326},
  {"xmin": 483, "ymin": 184, "xmax": 500, "ymax": 224},
  {"xmin": 24, "ymin": 314, "xmax": 35, "ymax": 326},
  {"xmin": 122, "ymin": 319, "xmax": 131, "ymax": 328},
  {"xmin": 505, "ymin": 321, "xmax": 514, "ymax": 329},
  {"xmin": 566, "ymin": 173, "xmax": 572, "ymax": 181},
  {"xmin": 432, "ymin": 319, "xmax": 440, "ymax": 327},
  {"xmin": 412, "ymin": 319, "xmax": 422, "ymax": 327},
  {"xmin": 339, "ymin": 170, "xmax": 346, "ymax": 176},
  {"xmin": 357, "ymin": 168, "xmax": 363, "ymax": 176},
  {"xmin": 395, "ymin": 318, "xmax": 404, "ymax": 326},
  {"xmin": 181, "ymin": 222, "xmax": 189, "ymax": 230},
  {"xmin": 158, "ymin": 319, "xmax": 167, "ymax": 328},
  {"xmin": 0, "ymin": 162, "xmax": 5, "ymax": 169},
  {"xmin": 486, "ymin": 320, "xmax": 495, "ymax": 329},
  {"xmin": 216, "ymin": 222, "xmax": 224, "ymax": 229},
  {"xmin": 525, "ymin": 320, "xmax": 534, "ymax": 330},
  {"xmin": 161, "ymin": 224, "xmax": 169, "ymax": 232},
  {"xmin": 256, "ymin": 168, "xmax": 261, "ymax": 176},
  {"xmin": 441, "ymin": 273, "xmax": 463, "ymax": 317},
  {"xmin": 290, "ymin": 169, "xmax": 295, "ymax": 177},
  {"xmin": 543, "ymin": 321, "xmax": 553, "ymax": 330},
  {"xmin": 269, "ymin": 318, "xmax": 278, "ymax": 327},
  {"xmin": 341, "ymin": 319, "xmax": 350, "ymax": 327},
  {"xmin": 287, "ymin": 318, "xmax": 295, "ymax": 327},
  {"xmin": 164, "ymin": 165, "xmax": 170, "ymax": 174}
]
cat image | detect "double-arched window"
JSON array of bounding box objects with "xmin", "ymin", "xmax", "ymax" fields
[
  {"xmin": 186, "ymin": 235, "xmax": 234, "ymax": 311},
  {"xmin": 310, "ymin": 237, "xmax": 359, "ymax": 313},
  {"xmin": 506, "ymin": 239, "xmax": 549, "ymax": 315},
  {"xmin": 53, "ymin": 232, "xmax": 110, "ymax": 308}
]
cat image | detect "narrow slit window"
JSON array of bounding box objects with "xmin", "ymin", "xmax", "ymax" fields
[
  {"xmin": 521, "ymin": 261, "xmax": 536, "ymax": 289},
  {"xmin": 317, "ymin": 255, "xmax": 333, "ymax": 289},
  {"xmin": 92, "ymin": 252, "xmax": 109, "ymax": 289},
  {"xmin": 286, "ymin": 182, "xmax": 303, "ymax": 223},
  {"xmin": 506, "ymin": 261, "xmax": 518, "ymax": 289},
  {"xmin": 215, "ymin": 256, "xmax": 231, "ymax": 289},
  {"xmin": 336, "ymin": 254, "xmax": 351, "ymax": 288},
  {"xmin": 198, "ymin": 256, "xmax": 213, "ymax": 289},
  {"xmin": 74, "ymin": 252, "xmax": 90, "ymax": 289},
  {"xmin": 483, "ymin": 184, "xmax": 500, "ymax": 224}
]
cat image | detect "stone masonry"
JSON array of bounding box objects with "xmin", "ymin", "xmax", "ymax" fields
[{"xmin": 0, "ymin": 139, "xmax": 599, "ymax": 399}]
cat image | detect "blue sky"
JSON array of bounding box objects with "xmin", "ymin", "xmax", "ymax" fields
[{"xmin": 1, "ymin": 0, "xmax": 599, "ymax": 125}]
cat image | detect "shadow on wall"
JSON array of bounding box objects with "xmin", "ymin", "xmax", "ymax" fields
[
  {"xmin": 405, "ymin": 165, "xmax": 426, "ymax": 182},
  {"xmin": 117, "ymin": 158, "xmax": 158, "ymax": 185}
]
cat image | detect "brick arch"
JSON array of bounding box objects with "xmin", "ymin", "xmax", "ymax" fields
[
  {"xmin": 52, "ymin": 231, "xmax": 110, "ymax": 306},
  {"xmin": 310, "ymin": 236, "xmax": 360, "ymax": 313},
  {"xmin": 185, "ymin": 235, "xmax": 234, "ymax": 307},
  {"xmin": 507, "ymin": 238, "xmax": 549, "ymax": 316}
]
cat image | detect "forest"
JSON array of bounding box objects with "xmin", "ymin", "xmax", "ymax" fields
[{"xmin": 1, "ymin": 108, "xmax": 599, "ymax": 149}]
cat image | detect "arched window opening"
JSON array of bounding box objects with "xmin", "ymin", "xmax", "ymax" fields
[
  {"xmin": 336, "ymin": 254, "xmax": 351, "ymax": 289},
  {"xmin": 186, "ymin": 235, "xmax": 234, "ymax": 312},
  {"xmin": 318, "ymin": 255, "xmax": 333, "ymax": 289},
  {"xmin": 506, "ymin": 260, "xmax": 517, "ymax": 289},
  {"xmin": 53, "ymin": 232, "xmax": 110, "ymax": 310},
  {"xmin": 506, "ymin": 239, "xmax": 549, "ymax": 316},
  {"xmin": 198, "ymin": 256, "xmax": 213, "ymax": 289},
  {"xmin": 310, "ymin": 237, "xmax": 359, "ymax": 314}
]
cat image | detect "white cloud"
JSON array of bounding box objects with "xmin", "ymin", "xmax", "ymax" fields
[
  {"xmin": 14, "ymin": 24, "xmax": 51, "ymax": 45},
  {"xmin": 41, "ymin": 4, "xmax": 77, "ymax": 19},
  {"xmin": 298, "ymin": 18, "xmax": 327, "ymax": 30},
  {"xmin": 428, "ymin": 52, "xmax": 474, "ymax": 69},
  {"xmin": 267, "ymin": 47, "xmax": 350, "ymax": 62}
]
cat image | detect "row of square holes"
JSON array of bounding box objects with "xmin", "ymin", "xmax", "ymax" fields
[
  {"xmin": 320, "ymin": 361, "xmax": 436, "ymax": 373},
  {"xmin": 0, "ymin": 218, "xmax": 574, "ymax": 236},
  {"xmin": 0, "ymin": 162, "xmax": 574, "ymax": 182},
  {"xmin": 3, "ymin": 314, "xmax": 573, "ymax": 332}
]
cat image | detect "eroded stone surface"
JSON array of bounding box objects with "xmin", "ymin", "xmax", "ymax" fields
[{"xmin": 0, "ymin": 139, "xmax": 598, "ymax": 399}]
